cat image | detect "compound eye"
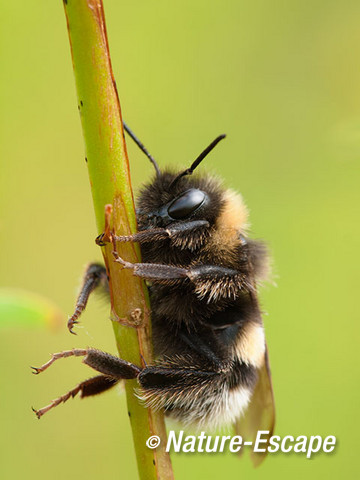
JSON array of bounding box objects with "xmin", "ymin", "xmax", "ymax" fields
[{"xmin": 168, "ymin": 189, "xmax": 206, "ymax": 219}]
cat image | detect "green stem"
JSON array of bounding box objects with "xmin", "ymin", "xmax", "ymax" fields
[{"xmin": 62, "ymin": 1, "xmax": 174, "ymax": 478}]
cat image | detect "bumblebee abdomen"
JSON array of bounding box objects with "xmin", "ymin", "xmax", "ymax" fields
[
  {"xmin": 137, "ymin": 354, "xmax": 258, "ymax": 429},
  {"xmin": 165, "ymin": 382, "xmax": 254, "ymax": 429}
]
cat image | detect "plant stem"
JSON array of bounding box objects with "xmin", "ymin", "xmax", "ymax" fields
[{"xmin": 62, "ymin": 1, "xmax": 173, "ymax": 478}]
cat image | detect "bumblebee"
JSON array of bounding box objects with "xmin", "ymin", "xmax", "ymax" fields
[{"xmin": 33, "ymin": 124, "xmax": 275, "ymax": 462}]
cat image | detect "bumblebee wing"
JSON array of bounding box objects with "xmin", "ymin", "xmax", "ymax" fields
[{"xmin": 234, "ymin": 343, "xmax": 275, "ymax": 466}]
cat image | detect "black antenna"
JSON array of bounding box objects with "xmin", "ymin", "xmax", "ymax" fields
[
  {"xmin": 169, "ymin": 134, "xmax": 226, "ymax": 190},
  {"xmin": 123, "ymin": 122, "xmax": 161, "ymax": 177}
]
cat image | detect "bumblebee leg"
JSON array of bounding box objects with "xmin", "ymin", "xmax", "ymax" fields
[
  {"xmin": 31, "ymin": 348, "xmax": 88, "ymax": 374},
  {"xmin": 32, "ymin": 348, "xmax": 141, "ymax": 378},
  {"xmin": 32, "ymin": 350, "xmax": 141, "ymax": 417},
  {"xmin": 32, "ymin": 374, "xmax": 119, "ymax": 419},
  {"xmin": 96, "ymin": 228, "xmax": 168, "ymax": 246},
  {"xmin": 68, "ymin": 263, "xmax": 108, "ymax": 334},
  {"xmin": 113, "ymin": 250, "xmax": 188, "ymax": 282},
  {"xmin": 96, "ymin": 220, "xmax": 209, "ymax": 250},
  {"xmin": 82, "ymin": 349, "xmax": 141, "ymax": 378},
  {"xmin": 112, "ymin": 253, "xmax": 250, "ymax": 298},
  {"xmin": 186, "ymin": 265, "xmax": 254, "ymax": 301}
]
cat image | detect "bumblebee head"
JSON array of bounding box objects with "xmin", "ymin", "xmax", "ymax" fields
[
  {"xmin": 131, "ymin": 132, "xmax": 226, "ymax": 229},
  {"xmin": 145, "ymin": 187, "xmax": 208, "ymax": 225},
  {"xmin": 137, "ymin": 170, "xmax": 225, "ymax": 229},
  {"xmin": 124, "ymin": 123, "xmax": 247, "ymax": 234}
]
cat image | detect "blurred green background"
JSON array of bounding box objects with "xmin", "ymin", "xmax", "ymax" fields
[{"xmin": 0, "ymin": 0, "xmax": 359, "ymax": 479}]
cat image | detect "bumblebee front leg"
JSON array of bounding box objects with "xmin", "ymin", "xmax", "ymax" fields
[
  {"xmin": 68, "ymin": 263, "xmax": 108, "ymax": 334},
  {"xmin": 96, "ymin": 220, "xmax": 209, "ymax": 250}
]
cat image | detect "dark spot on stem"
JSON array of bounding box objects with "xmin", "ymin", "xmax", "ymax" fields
[
  {"xmin": 80, "ymin": 100, "xmax": 83, "ymax": 106},
  {"xmin": 153, "ymin": 459, "xmax": 156, "ymax": 466},
  {"xmin": 85, "ymin": 157, "xmax": 88, "ymax": 163},
  {"xmin": 128, "ymin": 411, "xmax": 131, "ymax": 417}
]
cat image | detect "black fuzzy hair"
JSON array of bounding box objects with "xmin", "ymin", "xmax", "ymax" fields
[{"xmin": 136, "ymin": 170, "xmax": 224, "ymax": 229}]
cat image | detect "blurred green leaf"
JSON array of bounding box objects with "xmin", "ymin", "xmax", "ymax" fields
[{"xmin": 0, "ymin": 288, "xmax": 64, "ymax": 329}]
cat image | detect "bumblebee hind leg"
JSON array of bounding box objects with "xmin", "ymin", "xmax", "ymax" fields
[
  {"xmin": 32, "ymin": 349, "xmax": 141, "ymax": 418},
  {"xmin": 32, "ymin": 375, "xmax": 119, "ymax": 419},
  {"xmin": 32, "ymin": 348, "xmax": 141, "ymax": 378},
  {"xmin": 32, "ymin": 349, "xmax": 255, "ymax": 427}
]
